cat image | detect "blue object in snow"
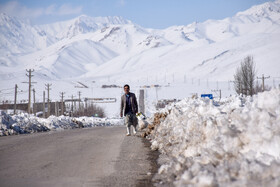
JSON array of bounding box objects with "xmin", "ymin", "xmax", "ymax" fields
[{"xmin": 201, "ymin": 94, "xmax": 213, "ymax": 99}]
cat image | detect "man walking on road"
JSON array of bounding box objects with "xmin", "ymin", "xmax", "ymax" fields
[{"xmin": 120, "ymin": 84, "xmax": 138, "ymax": 136}]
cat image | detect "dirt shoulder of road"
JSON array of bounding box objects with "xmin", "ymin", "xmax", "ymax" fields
[
  {"xmin": 136, "ymin": 137, "xmax": 160, "ymax": 187},
  {"xmin": 98, "ymin": 134, "xmax": 160, "ymax": 187}
]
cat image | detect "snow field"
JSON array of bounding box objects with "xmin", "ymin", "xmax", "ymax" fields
[
  {"xmin": 1, "ymin": 0, "xmax": 280, "ymax": 89},
  {"xmin": 150, "ymin": 89, "xmax": 280, "ymax": 186},
  {"xmin": 0, "ymin": 111, "xmax": 124, "ymax": 136}
]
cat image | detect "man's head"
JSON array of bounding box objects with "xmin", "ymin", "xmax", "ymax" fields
[{"xmin": 124, "ymin": 84, "xmax": 130, "ymax": 94}]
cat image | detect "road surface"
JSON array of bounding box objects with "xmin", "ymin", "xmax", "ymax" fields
[{"xmin": 0, "ymin": 126, "xmax": 157, "ymax": 187}]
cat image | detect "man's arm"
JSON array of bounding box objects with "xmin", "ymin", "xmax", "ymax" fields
[{"xmin": 134, "ymin": 94, "xmax": 138, "ymax": 113}]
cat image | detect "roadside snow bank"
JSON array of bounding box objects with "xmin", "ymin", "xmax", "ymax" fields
[
  {"xmin": 0, "ymin": 112, "xmax": 124, "ymax": 136},
  {"xmin": 150, "ymin": 89, "xmax": 280, "ymax": 186}
]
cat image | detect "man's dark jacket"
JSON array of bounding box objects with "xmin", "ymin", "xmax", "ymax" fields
[{"xmin": 120, "ymin": 92, "xmax": 138, "ymax": 116}]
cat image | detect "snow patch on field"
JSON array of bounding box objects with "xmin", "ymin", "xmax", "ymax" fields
[
  {"xmin": 150, "ymin": 89, "xmax": 280, "ymax": 186},
  {"xmin": 0, "ymin": 112, "xmax": 123, "ymax": 136}
]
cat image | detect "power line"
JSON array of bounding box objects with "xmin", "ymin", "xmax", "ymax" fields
[
  {"xmin": 18, "ymin": 90, "xmax": 28, "ymax": 94},
  {"xmin": 0, "ymin": 87, "xmax": 14, "ymax": 91},
  {"xmin": 0, "ymin": 91, "xmax": 14, "ymax": 95}
]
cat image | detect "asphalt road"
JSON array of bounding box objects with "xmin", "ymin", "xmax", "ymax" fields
[{"xmin": 0, "ymin": 126, "xmax": 155, "ymax": 187}]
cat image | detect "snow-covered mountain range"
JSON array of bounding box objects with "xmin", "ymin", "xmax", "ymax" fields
[
  {"xmin": 1, "ymin": 0, "xmax": 280, "ymax": 81},
  {"xmin": 0, "ymin": 0, "xmax": 280, "ymax": 102}
]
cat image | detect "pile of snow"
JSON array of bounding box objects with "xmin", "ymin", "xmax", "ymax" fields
[
  {"xmin": 150, "ymin": 89, "xmax": 280, "ymax": 186},
  {"xmin": 0, "ymin": 112, "xmax": 124, "ymax": 136}
]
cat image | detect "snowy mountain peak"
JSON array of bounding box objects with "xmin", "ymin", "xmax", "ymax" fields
[
  {"xmin": 236, "ymin": 0, "xmax": 280, "ymax": 17},
  {"xmin": 0, "ymin": 13, "xmax": 28, "ymax": 26},
  {"xmin": 73, "ymin": 15, "xmax": 131, "ymax": 26},
  {"xmin": 0, "ymin": 12, "xmax": 14, "ymax": 21},
  {"xmin": 0, "ymin": 13, "xmax": 44, "ymax": 55},
  {"xmin": 36, "ymin": 15, "xmax": 132, "ymax": 40},
  {"xmin": 0, "ymin": 12, "xmax": 10, "ymax": 22}
]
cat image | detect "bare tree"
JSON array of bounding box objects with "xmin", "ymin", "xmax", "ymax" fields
[
  {"xmin": 234, "ymin": 67, "xmax": 242, "ymax": 95},
  {"xmin": 234, "ymin": 56, "xmax": 256, "ymax": 96},
  {"xmin": 73, "ymin": 103, "xmax": 105, "ymax": 118}
]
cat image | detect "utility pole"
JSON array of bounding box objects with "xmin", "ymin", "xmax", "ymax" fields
[
  {"xmin": 45, "ymin": 84, "xmax": 52, "ymax": 117},
  {"xmin": 78, "ymin": 91, "xmax": 81, "ymax": 111},
  {"xmin": 85, "ymin": 98, "xmax": 88, "ymax": 110},
  {"xmin": 60, "ymin": 92, "xmax": 65, "ymax": 116},
  {"xmin": 257, "ymin": 74, "xmax": 270, "ymax": 92},
  {"xmin": 14, "ymin": 84, "xmax": 18, "ymax": 115},
  {"xmin": 43, "ymin": 91, "xmax": 45, "ymax": 118},
  {"xmin": 212, "ymin": 89, "xmax": 222, "ymax": 100},
  {"xmin": 55, "ymin": 102, "xmax": 58, "ymax": 116},
  {"xmin": 33, "ymin": 88, "xmax": 36, "ymax": 115},
  {"xmin": 22, "ymin": 69, "xmax": 36, "ymax": 114},
  {"xmin": 71, "ymin": 95, "xmax": 74, "ymax": 117},
  {"xmin": 155, "ymin": 87, "xmax": 158, "ymax": 102},
  {"xmin": 272, "ymin": 77, "xmax": 280, "ymax": 89}
]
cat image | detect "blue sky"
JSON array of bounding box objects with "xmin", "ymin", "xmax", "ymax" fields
[{"xmin": 0, "ymin": 0, "xmax": 272, "ymax": 28}]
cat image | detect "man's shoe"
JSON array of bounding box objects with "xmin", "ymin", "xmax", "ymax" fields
[{"xmin": 126, "ymin": 133, "xmax": 131, "ymax": 136}]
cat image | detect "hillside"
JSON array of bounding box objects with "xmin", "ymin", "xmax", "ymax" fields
[{"xmin": 0, "ymin": 0, "xmax": 280, "ymax": 117}]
